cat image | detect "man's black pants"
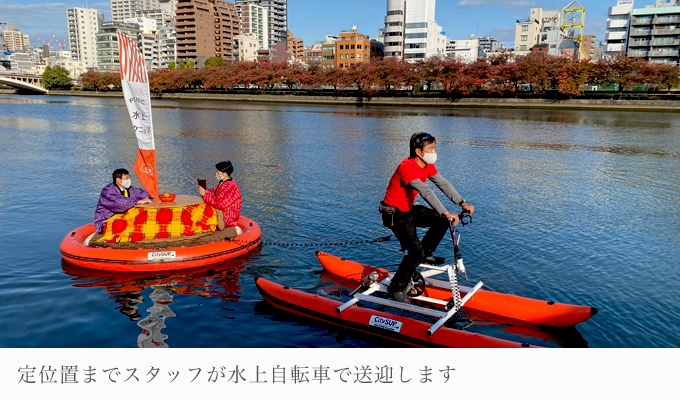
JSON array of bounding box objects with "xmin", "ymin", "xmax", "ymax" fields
[{"xmin": 381, "ymin": 205, "xmax": 449, "ymax": 290}]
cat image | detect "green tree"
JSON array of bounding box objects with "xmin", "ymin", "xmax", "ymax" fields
[
  {"xmin": 204, "ymin": 57, "xmax": 224, "ymax": 67},
  {"xmin": 179, "ymin": 59, "xmax": 186, "ymax": 69},
  {"xmin": 187, "ymin": 60, "xmax": 195, "ymax": 69},
  {"xmin": 168, "ymin": 61, "xmax": 176, "ymax": 70},
  {"xmin": 42, "ymin": 65, "xmax": 72, "ymax": 89}
]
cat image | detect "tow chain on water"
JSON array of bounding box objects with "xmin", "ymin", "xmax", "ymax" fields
[{"xmin": 231, "ymin": 236, "xmax": 392, "ymax": 248}]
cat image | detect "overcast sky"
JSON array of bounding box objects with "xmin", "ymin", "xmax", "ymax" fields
[{"xmin": 0, "ymin": 0, "xmax": 660, "ymax": 51}]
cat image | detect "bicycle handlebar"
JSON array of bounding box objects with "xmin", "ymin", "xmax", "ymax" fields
[{"xmin": 448, "ymin": 211, "xmax": 472, "ymax": 227}]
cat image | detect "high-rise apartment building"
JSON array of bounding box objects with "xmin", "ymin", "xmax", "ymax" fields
[
  {"xmin": 383, "ymin": 0, "xmax": 447, "ymax": 62},
  {"xmin": 111, "ymin": 0, "xmax": 161, "ymax": 22},
  {"xmin": 603, "ymin": 0, "xmax": 634, "ymax": 57},
  {"xmin": 2, "ymin": 23, "xmax": 31, "ymax": 52},
  {"xmin": 96, "ymin": 22, "xmax": 142, "ymax": 71},
  {"xmin": 237, "ymin": 3, "xmax": 269, "ymax": 49},
  {"xmin": 628, "ymin": 0, "xmax": 680, "ymax": 64},
  {"xmin": 67, "ymin": 8, "xmax": 104, "ymax": 69},
  {"xmin": 153, "ymin": 27, "xmax": 177, "ymax": 69},
  {"xmin": 514, "ymin": 7, "xmax": 565, "ymax": 57},
  {"xmin": 235, "ymin": 0, "xmax": 287, "ymax": 48},
  {"xmin": 175, "ymin": 0, "xmax": 240, "ymax": 64}
]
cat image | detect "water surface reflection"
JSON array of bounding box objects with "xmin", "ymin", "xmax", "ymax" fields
[{"xmin": 62, "ymin": 256, "xmax": 253, "ymax": 347}]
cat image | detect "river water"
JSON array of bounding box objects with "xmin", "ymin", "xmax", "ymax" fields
[{"xmin": 0, "ymin": 95, "xmax": 678, "ymax": 348}]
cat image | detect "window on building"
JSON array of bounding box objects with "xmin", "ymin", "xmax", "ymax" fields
[
  {"xmin": 520, "ymin": 45, "xmax": 527, "ymax": 51},
  {"xmin": 405, "ymin": 22, "xmax": 427, "ymax": 29},
  {"xmin": 357, "ymin": 44, "xmax": 362, "ymax": 49},
  {"xmin": 405, "ymin": 33, "xmax": 427, "ymax": 39},
  {"xmin": 357, "ymin": 54, "xmax": 362, "ymax": 59},
  {"xmin": 521, "ymin": 35, "xmax": 528, "ymax": 41},
  {"xmin": 339, "ymin": 45, "xmax": 343, "ymax": 49},
  {"xmin": 522, "ymin": 25, "xmax": 528, "ymax": 31},
  {"xmin": 351, "ymin": 44, "xmax": 355, "ymax": 49}
]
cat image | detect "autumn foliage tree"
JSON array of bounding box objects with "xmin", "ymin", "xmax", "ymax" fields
[
  {"xmin": 80, "ymin": 71, "xmax": 121, "ymax": 91},
  {"xmin": 137, "ymin": 53, "xmax": 680, "ymax": 97}
]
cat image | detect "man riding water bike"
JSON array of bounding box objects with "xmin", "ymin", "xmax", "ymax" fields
[{"xmin": 380, "ymin": 132, "xmax": 475, "ymax": 302}]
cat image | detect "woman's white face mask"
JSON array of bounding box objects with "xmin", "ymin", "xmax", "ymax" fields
[
  {"xmin": 121, "ymin": 179, "xmax": 132, "ymax": 188},
  {"xmin": 419, "ymin": 151, "xmax": 437, "ymax": 165}
]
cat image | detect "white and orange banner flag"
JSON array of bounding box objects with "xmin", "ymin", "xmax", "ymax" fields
[{"xmin": 117, "ymin": 32, "xmax": 159, "ymax": 198}]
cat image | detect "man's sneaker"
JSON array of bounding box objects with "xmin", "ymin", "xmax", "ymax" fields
[
  {"xmin": 387, "ymin": 282, "xmax": 410, "ymax": 303},
  {"xmin": 389, "ymin": 289, "xmax": 410, "ymax": 303}
]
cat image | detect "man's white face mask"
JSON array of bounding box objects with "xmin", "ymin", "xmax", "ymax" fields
[
  {"xmin": 121, "ymin": 179, "xmax": 132, "ymax": 188},
  {"xmin": 419, "ymin": 151, "xmax": 437, "ymax": 165},
  {"xmin": 216, "ymin": 172, "xmax": 223, "ymax": 181}
]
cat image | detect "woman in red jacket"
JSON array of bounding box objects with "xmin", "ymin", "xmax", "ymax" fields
[{"xmin": 198, "ymin": 161, "xmax": 242, "ymax": 234}]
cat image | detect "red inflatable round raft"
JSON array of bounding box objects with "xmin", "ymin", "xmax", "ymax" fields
[{"xmin": 60, "ymin": 217, "xmax": 261, "ymax": 272}]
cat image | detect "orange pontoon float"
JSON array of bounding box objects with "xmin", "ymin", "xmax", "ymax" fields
[
  {"xmin": 316, "ymin": 251, "xmax": 597, "ymax": 328},
  {"xmin": 255, "ymin": 278, "xmax": 538, "ymax": 348},
  {"xmin": 60, "ymin": 216, "xmax": 261, "ymax": 272}
]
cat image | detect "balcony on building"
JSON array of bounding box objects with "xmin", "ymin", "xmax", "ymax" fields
[
  {"xmin": 649, "ymin": 49, "xmax": 679, "ymax": 57},
  {"xmin": 653, "ymin": 15, "xmax": 680, "ymax": 24},
  {"xmin": 629, "ymin": 28, "xmax": 652, "ymax": 36},
  {"xmin": 629, "ymin": 39, "xmax": 650, "ymax": 47},
  {"xmin": 628, "ymin": 49, "xmax": 649, "ymax": 57},
  {"xmin": 651, "ymin": 38, "xmax": 680, "ymax": 46},
  {"xmin": 652, "ymin": 27, "xmax": 680, "ymax": 36},
  {"xmin": 631, "ymin": 16, "xmax": 653, "ymax": 26}
]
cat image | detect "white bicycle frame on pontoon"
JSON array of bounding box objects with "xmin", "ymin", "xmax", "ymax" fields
[{"xmin": 336, "ymin": 214, "xmax": 483, "ymax": 337}]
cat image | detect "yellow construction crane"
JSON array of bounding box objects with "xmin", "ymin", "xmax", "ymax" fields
[{"xmin": 562, "ymin": 0, "xmax": 586, "ymax": 60}]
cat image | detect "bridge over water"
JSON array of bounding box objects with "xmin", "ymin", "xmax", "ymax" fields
[{"xmin": 0, "ymin": 73, "xmax": 47, "ymax": 94}]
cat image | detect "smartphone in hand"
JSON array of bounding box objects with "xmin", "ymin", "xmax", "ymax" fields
[{"xmin": 198, "ymin": 178, "xmax": 207, "ymax": 190}]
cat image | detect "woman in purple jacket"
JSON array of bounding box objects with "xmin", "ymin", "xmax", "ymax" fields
[{"xmin": 94, "ymin": 168, "xmax": 152, "ymax": 233}]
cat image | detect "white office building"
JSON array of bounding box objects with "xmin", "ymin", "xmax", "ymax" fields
[
  {"xmin": 514, "ymin": 7, "xmax": 564, "ymax": 57},
  {"xmin": 383, "ymin": 0, "xmax": 447, "ymax": 62},
  {"xmin": 447, "ymin": 36, "xmax": 481, "ymax": 63},
  {"xmin": 111, "ymin": 0, "xmax": 161, "ymax": 22},
  {"xmin": 45, "ymin": 57, "xmax": 88, "ymax": 78},
  {"xmin": 478, "ymin": 37, "xmax": 502, "ymax": 53},
  {"xmin": 603, "ymin": 0, "xmax": 635, "ymax": 57},
  {"xmin": 134, "ymin": 9, "xmax": 174, "ymax": 29},
  {"xmin": 125, "ymin": 17, "xmax": 158, "ymax": 34},
  {"xmin": 159, "ymin": 0, "xmax": 178, "ymax": 19},
  {"xmin": 67, "ymin": 7, "xmax": 105, "ymax": 70}
]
